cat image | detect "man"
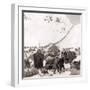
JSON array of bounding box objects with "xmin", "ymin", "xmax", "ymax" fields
[
  {"xmin": 56, "ymin": 57, "xmax": 65, "ymax": 73},
  {"xmin": 33, "ymin": 49, "xmax": 44, "ymax": 69}
]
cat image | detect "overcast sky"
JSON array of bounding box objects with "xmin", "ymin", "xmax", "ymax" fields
[{"xmin": 67, "ymin": 15, "xmax": 80, "ymax": 25}]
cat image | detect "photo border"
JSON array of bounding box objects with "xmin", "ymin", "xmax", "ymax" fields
[{"xmin": 11, "ymin": 4, "xmax": 87, "ymax": 87}]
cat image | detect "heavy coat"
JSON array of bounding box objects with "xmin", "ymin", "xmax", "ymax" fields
[{"xmin": 33, "ymin": 52, "xmax": 44, "ymax": 69}]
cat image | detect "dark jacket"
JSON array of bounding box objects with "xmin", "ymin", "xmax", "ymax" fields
[{"xmin": 33, "ymin": 52, "xmax": 44, "ymax": 69}]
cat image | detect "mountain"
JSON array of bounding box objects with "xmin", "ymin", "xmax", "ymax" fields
[{"xmin": 56, "ymin": 24, "xmax": 81, "ymax": 49}]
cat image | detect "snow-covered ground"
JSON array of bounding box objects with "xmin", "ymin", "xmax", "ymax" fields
[
  {"xmin": 24, "ymin": 71, "xmax": 70, "ymax": 79},
  {"xmin": 24, "ymin": 70, "xmax": 80, "ymax": 80}
]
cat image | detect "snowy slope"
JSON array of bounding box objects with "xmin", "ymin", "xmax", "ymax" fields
[
  {"xmin": 57, "ymin": 24, "xmax": 81, "ymax": 49},
  {"xmin": 24, "ymin": 14, "xmax": 72, "ymax": 47}
]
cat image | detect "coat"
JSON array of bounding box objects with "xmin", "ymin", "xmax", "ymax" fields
[{"xmin": 33, "ymin": 52, "xmax": 44, "ymax": 69}]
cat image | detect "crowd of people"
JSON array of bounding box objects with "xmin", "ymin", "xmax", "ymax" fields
[{"xmin": 24, "ymin": 46, "xmax": 80, "ymax": 78}]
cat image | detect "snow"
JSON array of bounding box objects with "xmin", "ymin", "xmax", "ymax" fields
[
  {"xmin": 24, "ymin": 71, "xmax": 71, "ymax": 80},
  {"xmin": 57, "ymin": 24, "xmax": 81, "ymax": 49},
  {"xmin": 73, "ymin": 55, "xmax": 81, "ymax": 62},
  {"xmin": 24, "ymin": 13, "xmax": 72, "ymax": 47},
  {"xmin": 24, "ymin": 12, "xmax": 81, "ymax": 51},
  {"xmin": 64, "ymin": 63, "xmax": 71, "ymax": 70}
]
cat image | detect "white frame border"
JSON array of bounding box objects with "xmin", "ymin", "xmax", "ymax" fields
[{"xmin": 11, "ymin": 4, "xmax": 87, "ymax": 87}]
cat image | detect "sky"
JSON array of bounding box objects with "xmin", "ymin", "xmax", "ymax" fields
[
  {"xmin": 67, "ymin": 15, "xmax": 80, "ymax": 25},
  {"xmin": 24, "ymin": 12, "xmax": 81, "ymax": 47}
]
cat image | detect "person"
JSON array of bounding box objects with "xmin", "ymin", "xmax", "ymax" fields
[{"xmin": 33, "ymin": 49, "xmax": 44, "ymax": 69}]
